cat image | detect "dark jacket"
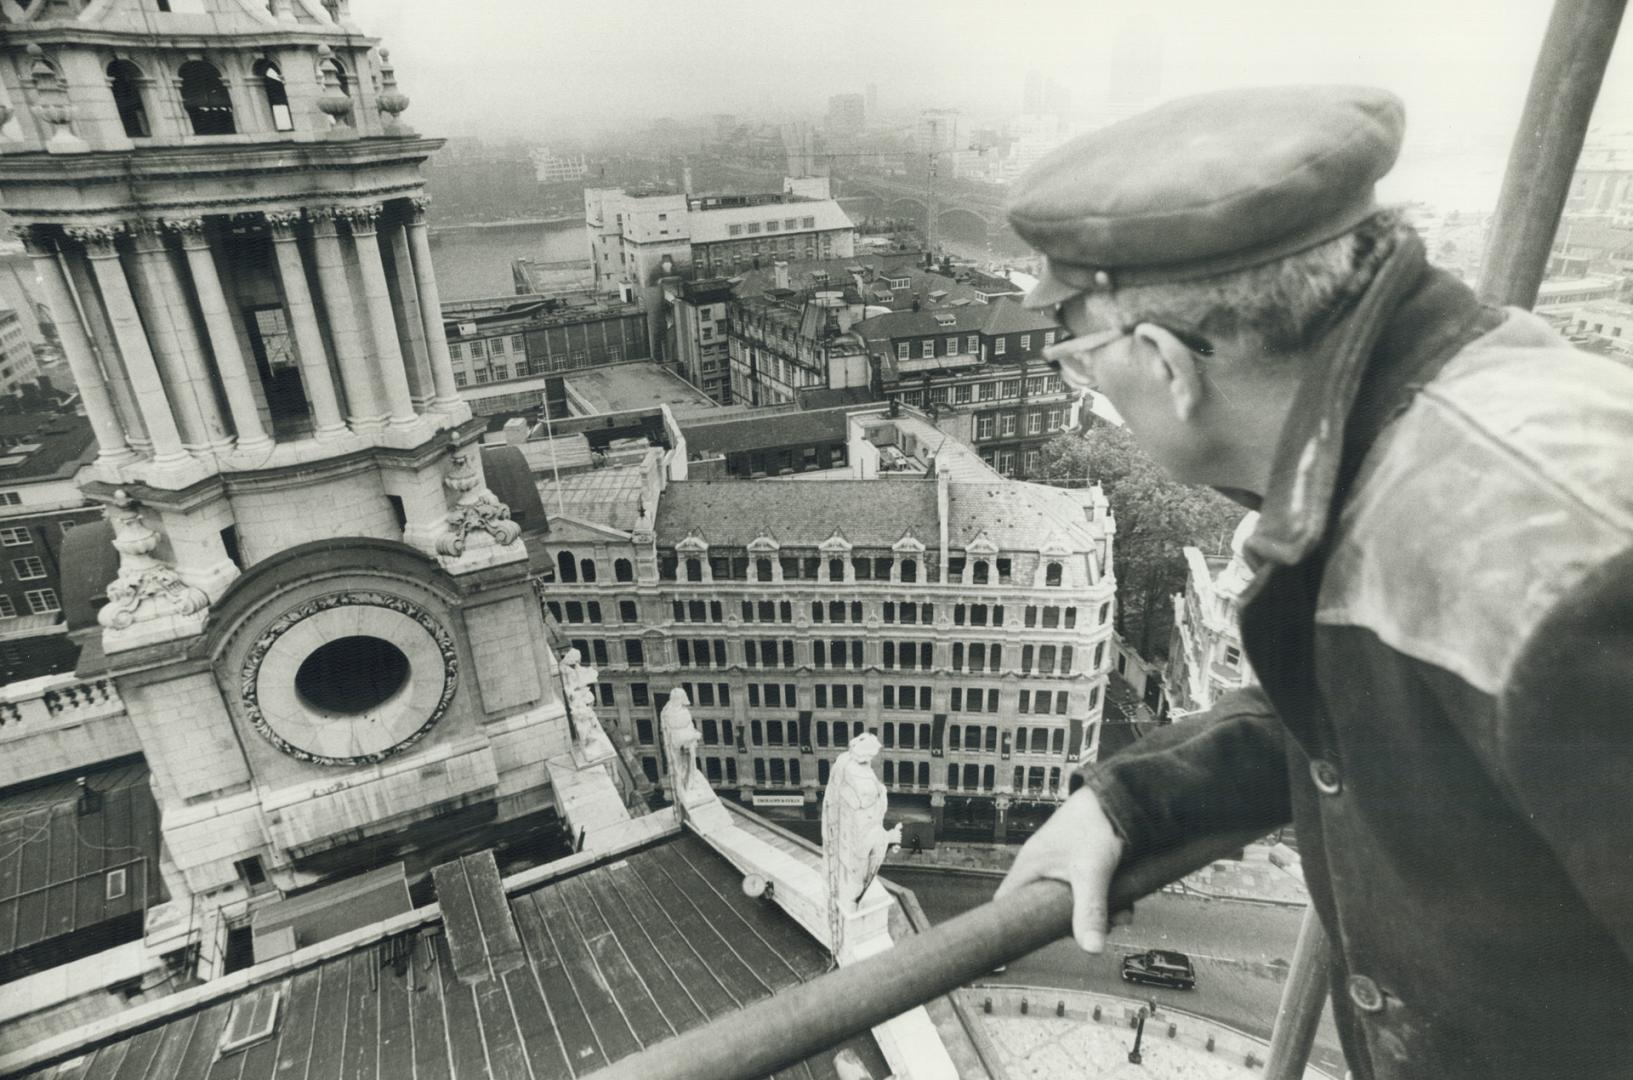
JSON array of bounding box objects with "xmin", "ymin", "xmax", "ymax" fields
[{"xmin": 1080, "ymin": 242, "xmax": 1633, "ymax": 1079}]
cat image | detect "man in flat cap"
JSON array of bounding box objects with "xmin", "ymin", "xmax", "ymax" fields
[{"xmin": 997, "ymin": 86, "xmax": 1633, "ymax": 1078}]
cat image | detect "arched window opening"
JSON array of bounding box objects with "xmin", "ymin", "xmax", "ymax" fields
[
  {"xmin": 614, "ymin": 558, "xmax": 634, "ymax": 582},
  {"xmin": 178, "ymin": 60, "xmax": 235, "ymax": 135},
  {"xmin": 685, "ymin": 558, "xmax": 703, "ymax": 582},
  {"xmin": 1045, "ymin": 561, "xmax": 1063, "ymax": 587},
  {"xmin": 253, "ymin": 58, "xmax": 293, "ymax": 131},
  {"xmin": 580, "ymin": 558, "xmax": 597, "ymax": 583},
  {"xmin": 556, "ymin": 550, "xmax": 578, "ymax": 583},
  {"xmin": 828, "ymin": 557, "xmax": 845, "ymax": 581},
  {"xmin": 900, "ymin": 558, "xmax": 917, "ymax": 583},
  {"xmin": 756, "ymin": 557, "xmax": 773, "ymax": 582},
  {"xmin": 972, "ymin": 560, "xmax": 989, "ymax": 584},
  {"xmin": 107, "ymin": 60, "xmax": 149, "ymax": 138}
]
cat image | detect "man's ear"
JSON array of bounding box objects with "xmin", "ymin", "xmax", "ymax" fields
[{"xmin": 1133, "ymin": 323, "xmax": 1204, "ymax": 420}]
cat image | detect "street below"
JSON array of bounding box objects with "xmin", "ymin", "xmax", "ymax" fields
[{"xmin": 883, "ymin": 865, "xmax": 1348, "ymax": 1077}]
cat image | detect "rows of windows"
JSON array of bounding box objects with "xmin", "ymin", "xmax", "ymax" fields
[
  {"xmin": 551, "ymin": 553, "xmax": 636, "ymax": 584},
  {"xmin": 744, "ymin": 638, "xmax": 797, "ymax": 668},
  {"xmin": 951, "ymin": 687, "xmax": 1002, "ymax": 713},
  {"xmin": 882, "ymin": 684, "xmax": 933, "ymax": 710},
  {"xmin": 811, "ymin": 600, "xmax": 864, "ymax": 624},
  {"xmin": 1019, "ymin": 689, "xmax": 1073, "ymax": 715},
  {"xmin": 743, "ymin": 600, "xmax": 794, "ymax": 623},
  {"xmin": 746, "ymin": 683, "xmax": 798, "ymax": 708},
  {"xmin": 813, "ymin": 639, "xmax": 865, "ymax": 669},
  {"xmin": 882, "ymin": 601, "xmax": 933, "ymax": 624},
  {"xmin": 881, "ymin": 640, "xmax": 934, "ymax": 670},
  {"xmin": 951, "ymin": 642, "xmax": 1004, "ymax": 672},
  {"xmin": 673, "ymin": 599, "xmax": 725, "ymax": 623},
  {"xmin": 813, "ymin": 684, "xmax": 866, "ymax": 709},
  {"xmin": 678, "ymin": 681, "xmax": 731, "ymax": 708},
  {"xmin": 0, "ymin": 589, "xmax": 58, "ymax": 617},
  {"xmin": 651, "ymin": 549, "xmax": 1073, "ymax": 589},
  {"xmin": 953, "ymin": 602, "xmax": 1004, "ymax": 626},
  {"xmin": 678, "ymin": 638, "xmax": 729, "ymax": 667}
]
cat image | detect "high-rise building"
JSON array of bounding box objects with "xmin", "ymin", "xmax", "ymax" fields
[
  {"xmin": 827, "ymin": 92, "xmax": 867, "ymax": 135},
  {"xmin": 0, "ymin": 303, "xmax": 40, "ymax": 395},
  {"xmin": 0, "ymin": 0, "xmax": 591, "ymax": 974}
]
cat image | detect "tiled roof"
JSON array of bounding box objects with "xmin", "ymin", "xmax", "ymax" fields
[
  {"xmin": 22, "ymin": 834, "xmax": 888, "ymax": 1080},
  {"xmin": 980, "ymin": 297, "xmax": 1058, "ymax": 335},
  {"xmin": 655, "ymin": 479, "xmax": 940, "ymax": 548},
  {"xmin": 0, "ymin": 759, "xmax": 163, "ymax": 962},
  {"xmin": 945, "ymin": 480, "xmax": 1104, "ymax": 551},
  {"xmin": 856, "ymin": 306, "xmax": 991, "ymax": 342},
  {"xmin": 680, "ymin": 407, "xmax": 852, "ymax": 456}
]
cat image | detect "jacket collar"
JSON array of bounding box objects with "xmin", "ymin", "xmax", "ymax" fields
[{"xmin": 1244, "ymin": 234, "xmax": 1492, "ymax": 569}]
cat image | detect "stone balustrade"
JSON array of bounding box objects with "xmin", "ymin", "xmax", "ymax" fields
[{"xmin": 0, "ymin": 673, "xmax": 136, "ymax": 788}]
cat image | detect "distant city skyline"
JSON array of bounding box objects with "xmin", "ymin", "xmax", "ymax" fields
[{"xmin": 355, "ymin": 0, "xmax": 1631, "ymax": 213}]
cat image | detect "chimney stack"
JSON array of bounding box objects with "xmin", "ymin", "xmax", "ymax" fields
[{"xmin": 773, "ymin": 260, "xmax": 790, "ymax": 291}]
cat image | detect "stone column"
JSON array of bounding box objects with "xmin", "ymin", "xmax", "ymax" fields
[
  {"xmin": 18, "ymin": 228, "xmax": 133, "ymax": 464},
  {"xmin": 168, "ymin": 217, "xmax": 273, "ymax": 453},
  {"xmin": 342, "ymin": 205, "xmax": 416, "ymax": 428},
  {"xmin": 127, "ymin": 220, "xmax": 231, "ymax": 452},
  {"xmin": 71, "ymin": 226, "xmax": 189, "ymax": 466},
  {"xmin": 308, "ymin": 206, "xmax": 386, "ymax": 431},
  {"xmin": 264, "ymin": 211, "xmax": 347, "ymax": 441},
  {"xmin": 403, "ymin": 197, "xmax": 462, "ymax": 410},
  {"xmin": 385, "ymin": 218, "xmax": 434, "ymax": 408},
  {"xmin": 992, "ymin": 793, "xmax": 1010, "ymax": 844},
  {"xmin": 64, "ymin": 249, "xmax": 150, "ymax": 453}
]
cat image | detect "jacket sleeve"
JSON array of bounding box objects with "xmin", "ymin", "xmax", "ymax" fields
[
  {"xmin": 1494, "ymin": 543, "xmax": 1633, "ymax": 962},
  {"xmin": 1072, "ymin": 685, "xmax": 1292, "ymax": 857}
]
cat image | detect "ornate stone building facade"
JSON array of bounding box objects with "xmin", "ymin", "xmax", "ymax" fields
[
  {"xmin": 1165, "ymin": 512, "xmax": 1257, "ymax": 718},
  {"xmin": 537, "ymin": 407, "xmax": 1118, "ymax": 842},
  {"xmin": 0, "ymin": 0, "xmax": 574, "ymax": 962}
]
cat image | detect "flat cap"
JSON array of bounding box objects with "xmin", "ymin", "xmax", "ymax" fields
[{"xmin": 1008, "ymin": 85, "xmax": 1405, "ymax": 308}]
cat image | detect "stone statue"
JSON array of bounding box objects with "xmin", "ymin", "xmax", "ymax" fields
[
  {"xmin": 661, "ymin": 687, "xmax": 704, "ymax": 800},
  {"xmin": 559, "ymin": 647, "xmax": 613, "ymax": 763},
  {"xmin": 822, "ymin": 732, "xmax": 901, "ymax": 957}
]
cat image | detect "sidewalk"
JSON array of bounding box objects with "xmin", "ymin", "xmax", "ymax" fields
[{"xmin": 885, "ymin": 840, "xmax": 1309, "ymax": 908}]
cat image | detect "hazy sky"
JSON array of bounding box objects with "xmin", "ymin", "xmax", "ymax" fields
[{"xmin": 353, "ymin": 0, "xmax": 1632, "ymax": 210}]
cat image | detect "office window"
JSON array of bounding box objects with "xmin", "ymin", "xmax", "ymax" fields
[
  {"xmin": 995, "ymin": 337, "xmax": 1007, "ymax": 355},
  {"xmin": 25, "ymin": 588, "xmax": 60, "ymax": 614},
  {"xmin": 0, "ymin": 528, "xmax": 30, "ymax": 546},
  {"xmin": 624, "ymin": 639, "xmax": 644, "ymax": 666},
  {"xmin": 920, "ymin": 340, "xmax": 934, "ymax": 359},
  {"xmin": 620, "ymin": 600, "xmax": 637, "ymax": 622},
  {"xmin": 11, "ymin": 556, "xmax": 45, "ymax": 580}
]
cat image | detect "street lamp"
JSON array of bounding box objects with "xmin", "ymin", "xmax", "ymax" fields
[{"xmin": 1128, "ymin": 1006, "xmax": 1149, "ymax": 1065}]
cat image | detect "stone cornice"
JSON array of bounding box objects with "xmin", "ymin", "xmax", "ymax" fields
[{"xmin": 0, "ymin": 27, "xmax": 383, "ymax": 53}]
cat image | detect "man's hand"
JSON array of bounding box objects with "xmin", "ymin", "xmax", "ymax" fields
[{"xmin": 995, "ymin": 786, "xmax": 1126, "ymax": 952}]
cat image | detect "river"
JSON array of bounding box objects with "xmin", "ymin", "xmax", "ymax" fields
[{"xmin": 427, "ymin": 219, "xmax": 589, "ymax": 302}]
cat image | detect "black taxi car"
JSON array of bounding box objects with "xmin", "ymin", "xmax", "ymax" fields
[{"xmin": 1119, "ymin": 949, "xmax": 1197, "ymax": 990}]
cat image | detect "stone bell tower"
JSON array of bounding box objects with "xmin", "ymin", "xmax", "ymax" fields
[{"xmin": 0, "ymin": 0, "xmax": 572, "ymax": 938}]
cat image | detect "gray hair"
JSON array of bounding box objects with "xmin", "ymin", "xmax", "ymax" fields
[{"xmin": 1084, "ymin": 209, "xmax": 1414, "ymax": 356}]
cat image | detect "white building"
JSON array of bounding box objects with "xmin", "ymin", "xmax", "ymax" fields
[
  {"xmin": 0, "ymin": 304, "xmax": 39, "ymax": 396},
  {"xmin": 531, "ymin": 145, "xmax": 588, "ymax": 184}
]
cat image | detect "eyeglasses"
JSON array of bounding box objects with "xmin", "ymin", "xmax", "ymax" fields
[{"xmin": 1048, "ymin": 302, "xmax": 1215, "ymax": 358}]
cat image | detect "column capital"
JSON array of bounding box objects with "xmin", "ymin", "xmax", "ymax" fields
[
  {"xmin": 264, "ymin": 209, "xmax": 305, "ymax": 239},
  {"xmin": 12, "ymin": 224, "xmax": 54, "ymax": 258},
  {"xmin": 339, "ymin": 204, "xmax": 382, "ymax": 235},
  {"xmin": 128, "ymin": 219, "xmax": 169, "ymax": 253},
  {"xmin": 407, "ymin": 195, "xmax": 432, "ymax": 223},
  {"xmin": 64, "ymin": 222, "xmax": 127, "ymax": 256},
  {"xmin": 307, "ymin": 205, "xmax": 344, "ymax": 235},
  {"xmin": 163, "ymin": 216, "xmax": 210, "ymax": 246}
]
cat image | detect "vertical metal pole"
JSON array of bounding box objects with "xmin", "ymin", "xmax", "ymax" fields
[
  {"xmin": 1478, "ymin": 0, "xmax": 1627, "ymax": 308},
  {"xmin": 1264, "ymin": 906, "xmax": 1332, "ymax": 1080}
]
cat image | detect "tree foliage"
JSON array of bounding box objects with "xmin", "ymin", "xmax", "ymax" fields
[{"xmin": 1035, "ymin": 424, "xmax": 1246, "ymax": 659}]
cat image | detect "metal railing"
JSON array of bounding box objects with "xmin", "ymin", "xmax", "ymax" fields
[{"xmin": 589, "ymin": 826, "xmax": 1266, "ymax": 1080}]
